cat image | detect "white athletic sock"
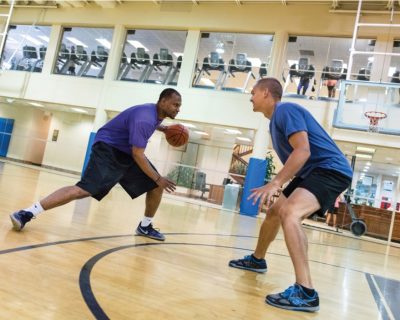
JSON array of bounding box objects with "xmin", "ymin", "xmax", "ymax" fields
[
  {"xmin": 24, "ymin": 202, "xmax": 44, "ymax": 216},
  {"xmin": 140, "ymin": 216, "xmax": 153, "ymax": 227}
]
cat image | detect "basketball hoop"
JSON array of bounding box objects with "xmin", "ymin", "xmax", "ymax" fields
[{"xmin": 364, "ymin": 111, "xmax": 387, "ymax": 133}]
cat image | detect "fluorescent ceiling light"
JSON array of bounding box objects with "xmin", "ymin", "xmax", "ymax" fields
[
  {"xmin": 224, "ymin": 129, "xmax": 242, "ymax": 135},
  {"xmin": 66, "ymin": 37, "xmax": 88, "ymax": 48},
  {"xmin": 96, "ymin": 38, "xmax": 111, "ymax": 50},
  {"xmin": 127, "ymin": 40, "xmax": 148, "ymax": 51},
  {"xmin": 366, "ymin": 162, "xmax": 371, "ymax": 166},
  {"xmin": 216, "ymin": 48, "xmax": 224, "ymax": 54},
  {"xmin": 29, "ymin": 102, "xmax": 44, "ymax": 107},
  {"xmin": 368, "ymin": 56, "xmax": 374, "ymax": 62},
  {"xmin": 355, "ymin": 153, "xmax": 373, "ymax": 159},
  {"xmin": 236, "ymin": 137, "xmax": 251, "ymax": 142},
  {"xmin": 358, "ymin": 98, "xmax": 367, "ymax": 102},
  {"xmin": 179, "ymin": 122, "xmax": 196, "ymax": 129},
  {"xmin": 173, "ymin": 52, "xmax": 183, "ymax": 58},
  {"xmin": 24, "ymin": 35, "xmax": 43, "ymax": 46},
  {"xmin": 388, "ymin": 66, "xmax": 396, "ymax": 76},
  {"xmin": 363, "ymin": 169, "xmax": 368, "ymax": 172},
  {"xmin": 71, "ymin": 107, "xmax": 88, "ymax": 113},
  {"xmin": 247, "ymin": 57, "xmax": 261, "ymax": 68},
  {"xmin": 385, "ymin": 157, "xmax": 393, "ymax": 161},
  {"xmin": 356, "ymin": 146, "xmax": 375, "ymax": 153},
  {"xmin": 7, "ymin": 37, "xmax": 18, "ymax": 44},
  {"xmin": 288, "ymin": 60, "xmax": 298, "ymax": 66},
  {"xmin": 194, "ymin": 130, "xmax": 209, "ymax": 136},
  {"xmin": 37, "ymin": 35, "xmax": 49, "ymax": 43},
  {"xmin": 200, "ymin": 78, "xmax": 215, "ymax": 87}
]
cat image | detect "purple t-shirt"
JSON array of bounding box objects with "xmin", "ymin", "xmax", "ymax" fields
[{"xmin": 94, "ymin": 103, "xmax": 162, "ymax": 155}]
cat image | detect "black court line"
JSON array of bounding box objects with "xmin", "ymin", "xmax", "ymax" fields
[
  {"xmin": 2, "ymin": 232, "xmax": 399, "ymax": 259},
  {"xmin": 79, "ymin": 242, "xmax": 400, "ymax": 320},
  {"xmin": 2, "ymin": 233, "xmax": 398, "ymax": 319}
]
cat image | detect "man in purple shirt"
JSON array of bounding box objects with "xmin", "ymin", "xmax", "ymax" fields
[{"xmin": 10, "ymin": 88, "xmax": 181, "ymax": 241}]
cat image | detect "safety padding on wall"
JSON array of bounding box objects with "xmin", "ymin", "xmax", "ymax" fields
[
  {"xmin": 240, "ymin": 157, "xmax": 267, "ymax": 216},
  {"xmin": 82, "ymin": 132, "xmax": 96, "ymax": 175},
  {"xmin": 0, "ymin": 118, "xmax": 15, "ymax": 157}
]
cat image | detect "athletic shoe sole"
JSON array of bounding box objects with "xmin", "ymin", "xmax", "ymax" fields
[
  {"xmin": 265, "ymin": 297, "xmax": 319, "ymax": 312},
  {"xmin": 10, "ymin": 214, "xmax": 22, "ymax": 231},
  {"xmin": 135, "ymin": 229, "xmax": 165, "ymax": 241},
  {"xmin": 228, "ymin": 261, "xmax": 267, "ymax": 273}
]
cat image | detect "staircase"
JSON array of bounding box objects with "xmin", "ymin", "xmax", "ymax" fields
[{"xmin": 228, "ymin": 144, "xmax": 253, "ymax": 185}]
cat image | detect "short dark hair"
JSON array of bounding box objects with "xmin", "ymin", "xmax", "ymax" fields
[
  {"xmin": 158, "ymin": 88, "xmax": 181, "ymax": 102},
  {"xmin": 255, "ymin": 77, "xmax": 283, "ymax": 100}
]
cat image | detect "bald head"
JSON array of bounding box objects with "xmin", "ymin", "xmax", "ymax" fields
[{"xmin": 254, "ymin": 77, "xmax": 283, "ymax": 101}]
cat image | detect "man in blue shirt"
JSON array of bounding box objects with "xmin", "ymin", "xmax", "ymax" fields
[
  {"xmin": 10, "ymin": 88, "xmax": 182, "ymax": 241},
  {"xmin": 229, "ymin": 78, "xmax": 352, "ymax": 312}
]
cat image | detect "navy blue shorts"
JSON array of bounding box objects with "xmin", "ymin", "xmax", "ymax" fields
[
  {"xmin": 282, "ymin": 168, "xmax": 351, "ymax": 217},
  {"xmin": 76, "ymin": 142, "xmax": 158, "ymax": 201}
]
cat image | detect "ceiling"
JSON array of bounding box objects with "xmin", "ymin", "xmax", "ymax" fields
[
  {"xmin": 0, "ymin": 95, "xmax": 96, "ymax": 115},
  {"xmin": 1, "ymin": 0, "xmax": 400, "ymax": 11}
]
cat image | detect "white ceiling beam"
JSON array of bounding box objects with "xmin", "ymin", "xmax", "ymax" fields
[
  {"xmin": 235, "ymin": 0, "xmax": 242, "ymax": 5},
  {"xmin": 93, "ymin": 0, "xmax": 117, "ymax": 8},
  {"xmin": 65, "ymin": 0, "xmax": 87, "ymax": 8},
  {"xmin": 54, "ymin": 0, "xmax": 72, "ymax": 7},
  {"xmin": 32, "ymin": 0, "xmax": 48, "ymax": 4}
]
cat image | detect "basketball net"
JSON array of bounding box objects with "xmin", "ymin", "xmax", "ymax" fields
[{"xmin": 364, "ymin": 111, "xmax": 387, "ymax": 133}]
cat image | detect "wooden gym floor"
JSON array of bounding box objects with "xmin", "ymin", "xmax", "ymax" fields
[{"xmin": 0, "ymin": 160, "xmax": 399, "ymax": 320}]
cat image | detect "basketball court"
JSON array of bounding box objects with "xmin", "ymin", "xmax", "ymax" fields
[{"xmin": 1, "ymin": 161, "xmax": 399, "ymax": 319}]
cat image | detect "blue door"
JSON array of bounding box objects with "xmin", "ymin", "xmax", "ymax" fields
[{"xmin": 0, "ymin": 118, "xmax": 15, "ymax": 157}]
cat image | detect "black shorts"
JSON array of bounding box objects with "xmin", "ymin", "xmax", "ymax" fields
[
  {"xmin": 76, "ymin": 142, "xmax": 158, "ymax": 201},
  {"xmin": 282, "ymin": 168, "xmax": 351, "ymax": 217},
  {"xmin": 327, "ymin": 204, "xmax": 338, "ymax": 214}
]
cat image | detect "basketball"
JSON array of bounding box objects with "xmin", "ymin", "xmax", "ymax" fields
[{"xmin": 165, "ymin": 124, "xmax": 189, "ymax": 147}]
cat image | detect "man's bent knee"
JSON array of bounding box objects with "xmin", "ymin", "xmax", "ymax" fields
[{"xmin": 72, "ymin": 186, "xmax": 91, "ymax": 199}]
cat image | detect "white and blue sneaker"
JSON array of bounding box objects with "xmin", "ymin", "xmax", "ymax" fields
[
  {"xmin": 10, "ymin": 210, "xmax": 34, "ymax": 231},
  {"xmin": 265, "ymin": 283, "xmax": 320, "ymax": 312},
  {"xmin": 135, "ymin": 223, "xmax": 165, "ymax": 241}
]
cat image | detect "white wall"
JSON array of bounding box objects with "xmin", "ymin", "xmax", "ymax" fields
[{"xmin": 42, "ymin": 111, "xmax": 94, "ymax": 172}]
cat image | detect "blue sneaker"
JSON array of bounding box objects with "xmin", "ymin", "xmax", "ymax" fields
[
  {"xmin": 265, "ymin": 284, "xmax": 320, "ymax": 312},
  {"xmin": 135, "ymin": 223, "xmax": 165, "ymax": 241},
  {"xmin": 10, "ymin": 210, "xmax": 34, "ymax": 231},
  {"xmin": 228, "ymin": 254, "xmax": 267, "ymax": 273}
]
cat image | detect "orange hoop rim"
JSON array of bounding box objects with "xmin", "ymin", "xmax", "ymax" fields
[{"xmin": 364, "ymin": 111, "xmax": 387, "ymax": 120}]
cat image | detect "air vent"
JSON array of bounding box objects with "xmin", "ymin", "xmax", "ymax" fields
[{"xmin": 299, "ymin": 50, "xmax": 314, "ymax": 56}]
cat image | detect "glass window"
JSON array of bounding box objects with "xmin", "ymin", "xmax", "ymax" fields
[
  {"xmin": 388, "ymin": 40, "xmax": 400, "ymax": 86},
  {"xmin": 54, "ymin": 27, "xmax": 113, "ymax": 78},
  {"xmin": 193, "ymin": 32, "xmax": 273, "ymax": 93},
  {"xmin": 0, "ymin": 25, "xmax": 51, "ymax": 73},
  {"xmin": 117, "ymin": 29, "xmax": 187, "ymax": 85},
  {"xmin": 284, "ymin": 36, "xmax": 375, "ymax": 100}
]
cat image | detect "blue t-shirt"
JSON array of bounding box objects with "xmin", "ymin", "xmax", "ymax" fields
[
  {"xmin": 94, "ymin": 103, "xmax": 162, "ymax": 155},
  {"xmin": 269, "ymin": 102, "xmax": 353, "ymax": 179}
]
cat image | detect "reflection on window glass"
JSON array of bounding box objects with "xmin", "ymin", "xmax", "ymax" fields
[
  {"xmin": 0, "ymin": 25, "xmax": 51, "ymax": 73},
  {"xmin": 118, "ymin": 29, "xmax": 186, "ymax": 85},
  {"xmin": 284, "ymin": 36, "xmax": 374, "ymax": 100},
  {"xmin": 193, "ymin": 32, "xmax": 273, "ymax": 93},
  {"xmin": 54, "ymin": 27, "xmax": 113, "ymax": 78}
]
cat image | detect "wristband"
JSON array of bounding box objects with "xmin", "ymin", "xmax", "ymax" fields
[{"xmin": 155, "ymin": 175, "xmax": 161, "ymax": 182}]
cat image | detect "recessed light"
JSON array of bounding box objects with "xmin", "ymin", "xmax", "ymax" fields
[
  {"xmin": 29, "ymin": 102, "xmax": 44, "ymax": 107},
  {"xmin": 224, "ymin": 129, "xmax": 242, "ymax": 135},
  {"xmin": 236, "ymin": 137, "xmax": 251, "ymax": 142},
  {"xmin": 356, "ymin": 146, "xmax": 375, "ymax": 153},
  {"xmin": 194, "ymin": 130, "xmax": 208, "ymax": 136},
  {"xmin": 355, "ymin": 153, "xmax": 373, "ymax": 159}
]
